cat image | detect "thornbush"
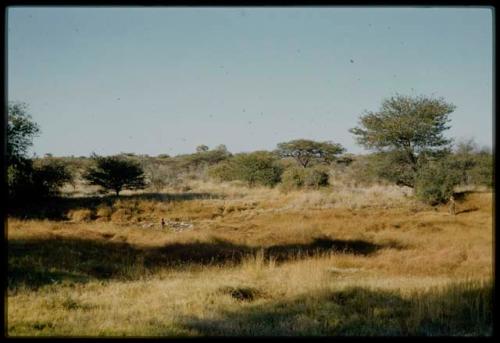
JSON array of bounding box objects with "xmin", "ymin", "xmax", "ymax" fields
[
  {"xmin": 468, "ymin": 151, "xmax": 493, "ymax": 188},
  {"xmin": 8, "ymin": 158, "xmax": 74, "ymax": 202},
  {"xmin": 208, "ymin": 160, "xmax": 238, "ymax": 182},
  {"xmin": 280, "ymin": 167, "xmax": 307, "ymax": 191},
  {"xmin": 414, "ymin": 159, "xmax": 461, "ymax": 205},
  {"xmin": 304, "ymin": 166, "xmax": 330, "ymax": 189},
  {"xmin": 209, "ymin": 151, "xmax": 283, "ymax": 187},
  {"xmin": 280, "ymin": 165, "xmax": 330, "ymax": 191}
]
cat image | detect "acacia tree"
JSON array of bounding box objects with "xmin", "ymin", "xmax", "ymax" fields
[
  {"xmin": 349, "ymin": 94, "xmax": 455, "ymax": 188},
  {"xmin": 276, "ymin": 139, "xmax": 345, "ymax": 168},
  {"xmin": 83, "ymin": 154, "xmax": 146, "ymax": 196}
]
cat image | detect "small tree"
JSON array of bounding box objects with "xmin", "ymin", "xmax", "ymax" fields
[
  {"xmin": 350, "ymin": 94, "xmax": 456, "ymax": 188},
  {"xmin": 276, "ymin": 139, "xmax": 345, "ymax": 168},
  {"xmin": 7, "ymin": 102, "xmax": 40, "ymax": 166},
  {"xmin": 7, "ymin": 104, "xmax": 74, "ymax": 201},
  {"xmin": 83, "ymin": 154, "xmax": 146, "ymax": 196},
  {"xmin": 32, "ymin": 158, "xmax": 74, "ymax": 197}
]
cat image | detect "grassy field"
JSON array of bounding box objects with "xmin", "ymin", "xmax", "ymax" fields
[{"xmin": 7, "ymin": 181, "xmax": 493, "ymax": 336}]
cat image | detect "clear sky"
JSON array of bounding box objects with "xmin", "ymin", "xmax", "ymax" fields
[{"xmin": 7, "ymin": 7, "xmax": 493, "ymax": 157}]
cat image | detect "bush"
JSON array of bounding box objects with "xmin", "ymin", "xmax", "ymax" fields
[
  {"xmin": 143, "ymin": 163, "xmax": 179, "ymax": 192},
  {"xmin": 209, "ymin": 151, "xmax": 283, "ymax": 187},
  {"xmin": 234, "ymin": 152, "xmax": 283, "ymax": 187},
  {"xmin": 32, "ymin": 159, "xmax": 74, "ymax": 196},
  {"xmin": 8, "ymin": 159, "xmax": 35, "ymax": 201},
  {"xmin": 208, "ymin": 160, "xmax": 238, "ymax": 182},
  {"xmin": 179, "ymin": 149, "xmax": 232, "ymax": 169},
  {"xmin": 414, "ymin": 160, "xmax": 461, "ymax": 205},
  {"xmin": 280, "ymin": 167, "xmax": 307, "ymax": 191},
  {"xmin": 468, "ymin": 151, "xmax": 493, "ymax": 188},
  {"xmin": 304, "ymin": 166, "xmax": 330, "ymax": 189},
  {"xmin": 8, "ymin": 158, "xmax": 73, "ymax": 202},
  {"xmin": 280, "ymin": 166, "xmax": 330, "ymax": 191}
]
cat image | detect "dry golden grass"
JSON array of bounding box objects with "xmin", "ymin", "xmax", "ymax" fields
[{"xmin": 7, "ymin": 181, "xmax": 493, "ymax": 336}]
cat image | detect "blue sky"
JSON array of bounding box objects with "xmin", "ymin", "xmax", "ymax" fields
[{"xmin": 7, "ymin": 7, "xmax": 493, "ymax": 157}]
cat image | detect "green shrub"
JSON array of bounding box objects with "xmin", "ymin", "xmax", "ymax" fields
[
  {"xmin": 233, "ymin": 152, "xmax": 283, "ymax": 187},
  {"xmin": 208, "ymin": 160, "xmax": 238, "ymax": 182},
  {"xmin": 8, "ymin": 158, "xmax": 73, "ymax": 203},
  {"xmin": 414, "ymin": 160, "xmax": 461, "ymax": 205},
  {"xmin": 209, "ymin": 151, "xmax": 283, "ymax": 187},
  {"xmin": 468, "ymin": 151, "xmax": 493, "ymax": 188}
]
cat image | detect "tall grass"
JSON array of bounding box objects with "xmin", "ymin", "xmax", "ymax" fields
[{"xmin": 7, "ymin": 182, "xmax": 493, "ymax": 336}]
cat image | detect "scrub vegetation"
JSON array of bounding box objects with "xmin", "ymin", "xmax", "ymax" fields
[{"xmin": 6, "ymin": 96, "xmax": 493, "ymax": 336}]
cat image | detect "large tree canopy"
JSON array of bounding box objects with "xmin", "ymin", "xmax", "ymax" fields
[
  {"xmin": 83, "ymin": 154, "xmax": 146, "ymax": 196},
  {"xmin": 349, "ymin": 94, "xmax": 456, "ymax": 188},
  {"xmin": 276, "ymin": 139, "xmax": 345, "ymax": 168},
  {"xmin": 350, "ymin": 94, "xmax": 454, "ymax": 154}
]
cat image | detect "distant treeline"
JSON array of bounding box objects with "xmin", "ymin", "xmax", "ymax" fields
[{"xmin": 7, "ymin": 94, "xmax": 494, "ymax": 206}]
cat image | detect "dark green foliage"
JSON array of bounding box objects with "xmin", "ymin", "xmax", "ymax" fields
[
  {"xmin": 7, "ymin": 102, "xmax": 40, "ymax": 166},
  {"xmin": 8, "ymin": 159, "xmax": 36, "ymax": 201},
  {"xmin": 350, "ymin": 94, "xmax": 455, "ymax": 188},
  {"xmin": 8, "ymin": 158, "xmax": 73, "ymax": 202},
  {"xmin": 468, "ymin": 150, "xmax": 493, "ymax": 188},
  {"xmin": 83, "ymin": 155, "xmax": 146, "ymax": 196},
  {"xmin": 209, "ymin": 151, "xmax": 283, "ymax": 187},
  {"xmin": 7, "ymin": 103, "xmax": 73, "ymax": 202},
  {"xmin": 447, "ymin": 139, "xmax": 493, "ymax": 188},
  {"xmin": 232, "ymin": 152, "xmax": 283, "ymax": 187},
  {"xmin": 350, "ymin": 94, "xmax": 454, "ymax": 153},
  {"xmin": 276, "ymin": 139, "xmax": 345, "ymax": 168},
  {"xmin": 414, "ymin": 159, "xmax": 462, "ymax": 205},
  {"xmin": 31, "ymin": 159, "xmax": 74, "ymax": 197},
  {"xmin": 370, "ymin": 151, "xmax": 422, "ymax": 188}
]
